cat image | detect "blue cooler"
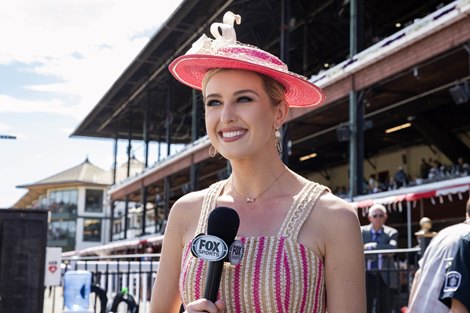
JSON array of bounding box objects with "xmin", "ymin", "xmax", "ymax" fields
[{"xmin": 63, "ymin": 270, "xmax": 92, "ymax": 313}]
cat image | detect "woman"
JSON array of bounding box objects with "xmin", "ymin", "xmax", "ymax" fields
[{"xmin": 150, "ymin": 12, "xmax": 365, "ymax": 313}]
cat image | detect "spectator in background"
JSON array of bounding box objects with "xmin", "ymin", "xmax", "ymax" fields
[
  {"xmin": 368, "ymin": 174, "xmax": 379, "ymax": 193},
  {"xmin": 453, "ymin": 157, "xmax": 469, "ymax": 176},
  {"xmin": 394, "ymin": 166, "xmax": 409, "ymax": 188},
  {"xmin": 419, "ymin": 158, "xmax": 431, "ymax": 179},
  {"xmin": 408, "ymin": 198, "xmax": 470, "ymax": 313},
  {"xmin": 361, "ymin": 204, "xmax": 399, "ymax": 313},
  {"xmin": 141, "ymin": 246, "xmax": 154, "ymax": 260},
  {"xmin": 429, "ymin": 159, "xmax": 447, "ymax": 179},
  {"xmin": 388, "ymin": 176, "xmax": 398, "ymax": 191}
]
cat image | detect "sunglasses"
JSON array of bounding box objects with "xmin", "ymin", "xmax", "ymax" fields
[{"xmin": 372, "ymin": 214, "xmax": 385, "ymax": 218}]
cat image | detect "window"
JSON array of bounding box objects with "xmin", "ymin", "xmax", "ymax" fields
[
  {"xmin": 48, "ymin": 189, "xmax": 78, "ymax": 217},
  {"xmin": 48, "ymin": 220, "xmax": 76, "ymax": 251},
  {"xmin": 85, "ymin": 189, "xmax": 103, "ymax": 212},
  {"xmin": 83, "ymin": 219, "xmax": 101, "ymax": 242},
  {"xmin": 49, "ymin": 220, "xmax": 76, "ymax": 241}
]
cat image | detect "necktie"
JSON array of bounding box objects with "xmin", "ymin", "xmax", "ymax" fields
[
  {"xmin": 373, "ymin": 231, "xmax": 381, "ymax": 243},
  {"xmin": 371, "ymin": 232, "xmax": 381, "ymax": 269}
]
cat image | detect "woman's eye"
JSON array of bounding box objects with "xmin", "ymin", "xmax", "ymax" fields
[
  {"xmin": 237, "ymin": 96, "xmax": 253, "ymax": 103},
  {"xmin": 205, "ymin": 99, "xmax": 221, "ymax": 107}
]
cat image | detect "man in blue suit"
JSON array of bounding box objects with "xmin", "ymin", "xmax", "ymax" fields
[{"xmin": 361, "ymin": 204, "xmax": 399, "ymax": 313}]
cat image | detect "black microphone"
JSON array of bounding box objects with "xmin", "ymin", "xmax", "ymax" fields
[{"xmin": 204, "ymin": 207, "xmax": 240, "ymax": 302}]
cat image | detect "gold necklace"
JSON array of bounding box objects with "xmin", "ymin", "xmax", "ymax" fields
[{"xmin": 230, "ymin": 168, "xmax": 287, "ymax": 203}]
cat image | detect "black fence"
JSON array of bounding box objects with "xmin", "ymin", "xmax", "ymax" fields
[
  {"xmin": 364, "ymin": 247, "xmax": 421, "ymax": 313},
  {"xmin": 49, "ymin": 248, "xmax": 420, "ymax": 313},
  {"xmin": 57, "ymin": 253, "xmax": 160, "ymax": 313}
]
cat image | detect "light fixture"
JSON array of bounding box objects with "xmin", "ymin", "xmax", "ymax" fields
[
  {"xmin": 449, "ymin": 82, "xmax": 469, "ymax": 105},
  {"xmin": 385, "ymin": 123, "xmax": 411, "ymax": 134},
  {"xmin": 324, "ymin": 63, "xmax": 330, "ymax": 68},
  {"xmin": 299, "ymin": 153, "xmax": 317, "ymax": 162},
  {"xmin": 395, "ymin": 22, "xmax": 401, "ymax": 28}
]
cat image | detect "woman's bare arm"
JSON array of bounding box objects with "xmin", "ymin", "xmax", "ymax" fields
[
  {"xmin": 319, "ymin": 194, "xmax": 366, "ymax": 313},
  {"xmin": 150, "ymin": 197, "xmax": 190, "ymax": 313}
]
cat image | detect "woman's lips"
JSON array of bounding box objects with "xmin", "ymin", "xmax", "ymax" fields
[{"xmin": 218, "ymin": 129, "xmax": 247, "ymax": 142}]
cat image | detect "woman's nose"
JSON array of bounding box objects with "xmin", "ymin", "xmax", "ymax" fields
[{"xmin": 220, "ymin": 103, "xmax": 237, "ymax": 124}]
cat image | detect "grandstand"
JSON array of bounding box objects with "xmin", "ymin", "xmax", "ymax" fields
[{"xmin": 72, "ymin": 0, "xmax": 470, "ymax": 248}]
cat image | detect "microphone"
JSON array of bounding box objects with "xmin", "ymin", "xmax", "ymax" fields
[{"xmin": 201, "ymin": 207, "xmax": 240, "ymax": 302}]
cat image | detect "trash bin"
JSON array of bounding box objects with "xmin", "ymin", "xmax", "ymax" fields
[{"xmin": 63, "ymin": 270, "xmax": 92, "ymax": 313}]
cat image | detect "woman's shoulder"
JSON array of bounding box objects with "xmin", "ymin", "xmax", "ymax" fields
[
  {"xmin": 299, "ymin": 182, "xmax": 360, "ymax": 257},
  {"xmin": 309, "ymin": 186, "xmax": 359, "ymax": 227},
  {"xmin": 170, "ymin": 180, "xmax": 226, "ymax": 217},
  {"xmin": 166, "ymin": 187, "xmax": 210, "ymax": 241},
  {"xmin": 171, "ymin": 187, "xmax": 208, "ymax": 216},
  {"xmin": 318, "ymin": 191, "xmax": 354, "ymax": 211},
  {"xmin": 291, "ymin": 175, "xmax": 356, "ymax": 217}
]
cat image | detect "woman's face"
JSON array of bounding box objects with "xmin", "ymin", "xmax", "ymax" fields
[{"xmin": 203, "ymin": 69, "xmax": 286, "ymax": 160}]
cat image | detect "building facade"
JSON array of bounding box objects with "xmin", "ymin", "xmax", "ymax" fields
[{"xmin": 13, "ymin": 157, "xmax": 145, "ymax": 252}]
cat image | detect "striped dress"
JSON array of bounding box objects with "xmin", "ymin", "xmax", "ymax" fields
[{"xmin": 179, "ymin": 180, "xmax": 327, "ymax": 313}]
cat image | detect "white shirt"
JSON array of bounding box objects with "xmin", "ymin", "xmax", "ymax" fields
[{"xmin": 408, "ymin": 223, "xmax": 470, "ymax": 313}]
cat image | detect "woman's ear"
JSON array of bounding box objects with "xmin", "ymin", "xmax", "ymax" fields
[{"xmin": 274, "ymin": 100, "xmax": 289, "ymax": 126}]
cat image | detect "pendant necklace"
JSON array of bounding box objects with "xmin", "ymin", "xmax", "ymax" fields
[{"xmin": 230, "ymin": 168, "xmax": 287, "ymax": 204}]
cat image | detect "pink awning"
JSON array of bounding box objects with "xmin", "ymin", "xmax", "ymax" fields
[{"xmin": 350, "ymin": 176, "xmax": 470, "ymax": 209}]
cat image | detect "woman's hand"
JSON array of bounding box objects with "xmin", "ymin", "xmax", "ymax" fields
[{"xmin": 184, "ymin": 299, "xmax": 225, "ymax": 313}]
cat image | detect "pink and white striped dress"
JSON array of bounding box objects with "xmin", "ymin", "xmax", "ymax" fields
[{"xmin": 179, "ymin": 180, "xmax": 327, "ymax": 313}]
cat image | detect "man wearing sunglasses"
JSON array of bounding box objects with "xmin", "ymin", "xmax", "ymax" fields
[{"xmin": 361, "ymin": 204, "xmax": 399, "ymax": 313}]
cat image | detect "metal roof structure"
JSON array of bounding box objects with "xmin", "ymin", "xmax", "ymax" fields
[
  {"xmin": 14, "ymin": 158, "xmax": 111, "ymax": 208},
  {"xmin": 72, "ymin": 0, "xmax": 470, "ymax": 207},
  {"xmin": 18, "ymin": 158, "xmax": 110, "ymax": 188}
]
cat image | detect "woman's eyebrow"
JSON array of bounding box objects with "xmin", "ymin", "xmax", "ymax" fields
[
  {"xmin": 203, "ymin": 93, "xmax": 222, "ymax": 101},
  {"xmin": 205, "ymin": 89, "xmax": 259, "ymax": 100},
  {"xmin": 234, "ymin": 89, "xmax": 259, "ymax": 96}
]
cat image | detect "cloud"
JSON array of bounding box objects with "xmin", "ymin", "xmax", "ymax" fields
[
  {"xmin": 0, "ymin": 0, "xmax": 182, "ymax": 120},
  {"xmin": 0, "ymin": 0, "xmax": 179, "ymax": 65},
  {"xmin": 0, "ymin": 0, "xmax": 185, "ymax": 208},
  {"xmin": 0, "ymin": 122, "xmax": 11, "ymax": 132},
  {"xmin": 0, "ymin": 94, "xmax": 83, "ymax": 118}
]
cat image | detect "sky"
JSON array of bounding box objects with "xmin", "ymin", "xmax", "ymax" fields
[{"xmin": 0, "ymin": 0, "xmax": 183, "ymax": 207}]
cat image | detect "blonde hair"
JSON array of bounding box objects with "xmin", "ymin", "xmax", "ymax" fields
[{"xmin": 202, "ymin": 68, "xmax": 286, "ymax": 106}]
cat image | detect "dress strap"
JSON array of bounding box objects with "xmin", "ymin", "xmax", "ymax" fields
[
  {"xmin": 195, "ymin": 180, "xmax": 227, "ymax": 235},
  {"xmin": 278, "ymin": 181, "xmax": 329, "ymax": 240}
]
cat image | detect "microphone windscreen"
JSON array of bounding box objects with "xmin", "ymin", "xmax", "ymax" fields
[{"xmin": 207, "ymin": 207, "xmax": 240, "ymax": 246}]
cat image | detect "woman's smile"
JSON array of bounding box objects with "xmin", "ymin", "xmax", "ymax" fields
[{"xmin": 219, "ymin": 128, "xmax": 247, "ymax": 142}]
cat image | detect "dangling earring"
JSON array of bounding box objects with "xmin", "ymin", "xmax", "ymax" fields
[
  {"xmin": 275, "ymin": 128, "xmax": 283, "ymax": 154},
  {"xmin": 209, "ymin": 144, "xmax": 217, "ymax": 157}
]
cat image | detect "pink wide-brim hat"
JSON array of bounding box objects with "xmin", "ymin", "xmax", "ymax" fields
[
  {"xmin": 169, "ymin": 45, "xmax": 325, "ymax": 107},
  {"xmin": 169, "ymin": 46, "xmax": 325, "ymax": 108},
  {"xmin": 168, "ymin": 12, "xmax": 325, "ymax": 108}
]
